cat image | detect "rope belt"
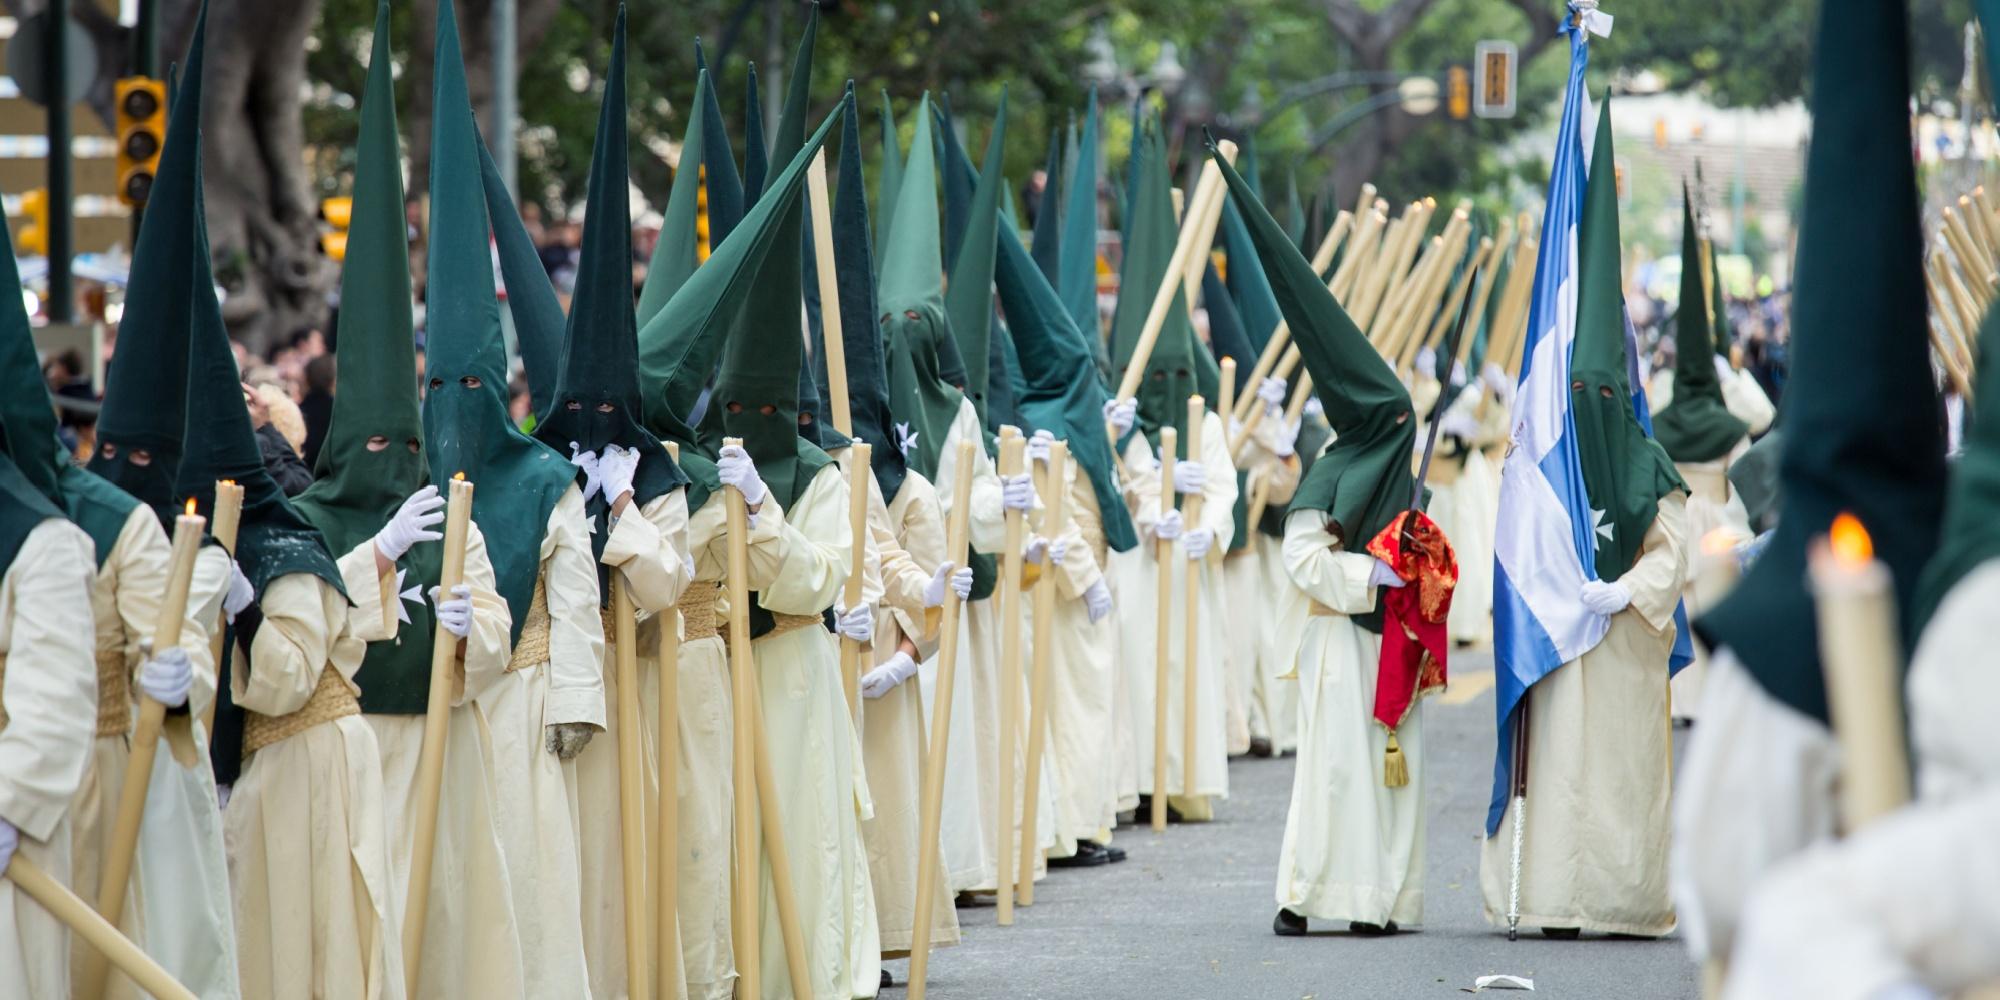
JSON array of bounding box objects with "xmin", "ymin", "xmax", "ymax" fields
[
  {"xmin": 97, "ymin": 650, "xmax": 131, "ymax": 737},
  {"xmin": 759, "ymin": 611, "xmax": 827, "ymax": 641},
  {"xmin": 507, "ymin": 579, "xmax": 552, "ymax": 673},
  {"xmin": 242, "ymin": 664, "xmax": 360, "ymax": 755},
  {"xmin": 678, "ymin": 581, "xmax": 721, "ymax": 642}
]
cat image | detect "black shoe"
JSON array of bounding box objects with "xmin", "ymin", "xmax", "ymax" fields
[
  {"xmin": 1273, "ymin": 908, "xmax": 1307, "ymax": 937},
  {"xmin": 1048, "ymin": 841, "xmax": 1111, "ymax": 868},
  {"xmin": 1541, "ymin": 926, "xmax": 1581, "ymax": 940},
  {"xmin": 880, "ymin": 969, "xmax": 894, "ymax": 988},
  {"xmin": 1348, "ymin": 920, "xmax": 1399, "ymax": 936},
  {"xmin": 954, "ymin": 891, "xmax": 992, "ymax": 908},
  {"xmin": 1103, "ymin": 843, "xmax": 1128, "ymax": 863},
  {"xmin": 1249, "ymin": 737, "xmax": 1274, "ymax": 758}
]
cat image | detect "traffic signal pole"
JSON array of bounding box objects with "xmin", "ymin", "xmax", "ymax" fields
[
  {"xmin": 46, "ymin": 0, "xmax": 72, "ymax": 323},
  {"xmin": 131, "ymin": 0, "xmax": 159, "ymax": 240}
]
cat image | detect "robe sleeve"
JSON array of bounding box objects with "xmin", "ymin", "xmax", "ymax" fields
[
  {"xmin": 0, "ymin": 521, "xmax": 98, "ymax": 841},
  {"xmin": 1281, "ymin": 508, "xmax": 1378, "ymax": 616},
  {"xmin": 109, "ymin": 505, "xmax": 221, "ymax": 719},
  {"xmin": 937, "ymin": 399, "xmax": 1009, "ymax": 553},
  {"xmin": 456, "ymin": 522, "xmax": 514, "ymax": 707},
  {"xmin": 868, "ymin": 473, "xmax": 929, "ymax": 620},
  {"xmin": 892, "ymin": 474, "xmax": 947, "ymax": 649},
  {"xmin": 335, "ymin": 539, "xmax": 397, "ymax": 645},
  {"xmin": 687, "ymin": 493, "xmax": 727, "ymax": 585},
  {"xmin": 184, "ymin": 544, "xmax": 233, "ymax": 721},
  {"xmin": 540, "ymin": 486, "xmax": 608, "ymax": 730},
  {"xmin": 1725, "ymin": 787, "xmax": 2000, "ymax": 1000},
  {"xmin": 601, "ymin": 488, "xmax": 692, "ymax": 616},
  {"xmin": 1195, "ymin": 410, "xmax": 1239, "ymax": 545},
  {"xmin": 1124, "ymin": 435, "xmax": 1165, "ymax": 536},
  {"xmin": 238, "ymin": 574, "xmax": 358, "ymax": 716},
  {"xmin": 747, "ymin": 465, "xmax": 850, "ymax": 617},
  {"xmin": 1238, "ymin": 409, "xmax": 1303, "ymax": 510},
  {"xmin": 1044, "ymin": 464, "xmax": 1104, "ymax": 601},
  {"xmin": 1615, "ymin": 491, "xmax": 1689, "ymax": 634}
]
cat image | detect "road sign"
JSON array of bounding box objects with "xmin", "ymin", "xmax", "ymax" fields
[{"xmin": 1474, "ymin": 40, "xmax": 1517, "ymax": 119}]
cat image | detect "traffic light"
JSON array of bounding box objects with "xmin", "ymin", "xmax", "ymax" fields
[
  {"xmin": 1446, "ymin": 66, "xmax": 1471, "ymax": 121},
  {"xmin": 320, "ymin": 196, "xmax": 352, "ymax": 261},
  {"xmin": 115, "ymin": 77, "xmax": 167, "ymax": 208},
  {"xmin": 695, "ymin": 164, "xmax": 711, "ymax": 262},
  {"xmin": 17, "ymin": 188, "xmax": 48, "ymax": 257}
]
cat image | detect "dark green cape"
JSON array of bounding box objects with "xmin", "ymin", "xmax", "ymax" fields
[
  {"xmin": 1695, "ymin": 0, "xmax": 1948, "ymax": 724},
  {"xmin": 1652, "ymin": 195, "xmax": 1748, "ymax": 463},
  {"xmin": 0, "ymin": 452, "xmax": 61, "ymax": 579}
]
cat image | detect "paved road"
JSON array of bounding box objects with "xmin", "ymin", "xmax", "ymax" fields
[{"xmin": 890, "ymin": 650, "xmax": 1700, "ymax": 999}]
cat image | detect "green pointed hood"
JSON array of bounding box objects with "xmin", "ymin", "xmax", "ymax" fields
[
  {"xmin": 994, "ymin": 205, "xmax": 1138, "ymax": 551},
  {"xmin": 294, "ymin": 0, "xmax": 441, "ymax": 715},
  {"xmin": 743, "ymin": 65, "xmax": 768, "ymax": 202},
  {"xmin": 1709, "ymin": 241, "xmax": 1733, "ymax": 361},
  {"xmin": 636, "ymin": 70, "xmax": 715, "ymax": 329},
  {"xmin": 938, "ymin": 89, "xmax": 1007, "ymax": 426},
  {"xmin": 480, "ymin": 132, "xmax": 565, "ymax": 419},
  {"xmin": 1283, "ymin": 169, "xmax": 1307, "ymax": 252},
  {"xmin": 1058, "ymin": 90, "xmax": 1103, "ymax": 375},
  {"xmin": 86, "ymin": 1, "xmax": 211, "ymax": 524},
  {"xmin": 533, "ymin": 7, "xmax": 687, "ymax": 565},
  {"xmin": 1200, "ymin": 261, "xmax": 1259, "ymax": 553},
  {"xmin": 768, "ymin": 3, "xmax": 817, "ymax": 179},
  {"xmin": 1110, "ymin": 118, "xmax": 1217, "ymax": 457},
  {"xmin": 877, "ymin": 95, "xmax": 970, "ymax": 483},
  {"xmin": 693, "ymin": 39, "xmax": 746, "ymax": 247},
  {"xmin": 1697, "ymin": 0, "xmax": 1948, "ymax": 724},
  {"xmin": 1220, "ymin": 180, "xmax": 1283, "ymax": 371},
  {"xmin": 876, "ymin": 91, "xmax": 904, "ymax": 257},
  {"xmin": 1652, "ymin": 191, "xmax": 1747, "ymax": 463},
  {"xmin": 805, "ymin": 89, "xmax": 906, "ymax": 501},
  {"xmin": 1030, "ymin": 124, "xmax": 1065, "ymax": 284},
  {"xmin": 1218, "ymin": 144, "xmax": 1411, "ymax": 631},
  {"xmin": 1570, "ymin": 100, "xmax": 1685, "ymax": 583},
  {"xmin": 423, "ymin": 0, "xmax": 579, "ymax": 641}
]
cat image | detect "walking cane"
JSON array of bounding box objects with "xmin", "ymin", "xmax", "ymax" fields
[
  {"xmin": 7, "ymin": 856, "xmax": 196, "ymax": 1000},
  {"xmin": 656, "ymin": 442, "xmax": 684, "ymax": 1000},
  {"xmin": 403, "ymin": 474, "xmax": 475, "ymax": 997},
  {"xmin": 722, "ymin": 437, "xmax": 762, "ymax": 1000},
  {"xmin": 1016, "ymin": 441, "xmax": 1068, "ymax": 905},
  {"xmin": 1180, "ymin": 397, "xmax": 1206, "ymax": 800},
  {"xmin": 908, "ymin": 441, "xmax": 978, "ymax": 1000},
  {"xmin": 1151, "ymin": 427, "xmax": 1177, "ymax": 832},
  {"xmin": 995, "ymin": 429, "xmax": 1026, "ymax": 924},
  {"xmin": 82, "ymin": 496, "xmax": 204, "ymax": 1000}
]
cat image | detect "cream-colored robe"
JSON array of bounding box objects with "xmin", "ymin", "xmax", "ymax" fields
[
  {"xmin": 1119, "ymin": 409, "xmax": 1238, "ymax": 811},
  {"xmin": 1275, "ymin": 509, "xmax": 1423, "ymax": 927},
  {"xmin": 1667, "ymin": 436, "xmax": 1752, "ymax": 721},
  {"xmin": 225, "ymin": 571, "xmax": 405, "ymax": 1000},
  {"xmin": 1226, "ymin": 410, "xmax": 1302, "ymax": 755},
  {"xmin": 340, "ymin": 523, "xmax": 525, "ymax": 1000},
  {"xmin": 1422, "ymin": 384, "xmax": 1504, "ymax": 647},
  {"xmin": 734, "ymin": 463, "xmax": 877, "ymax": 1000},
  {"xmin": 853, "ymin": 462, "xmax": 958, "ymax": 956},
  {"xmin": 1037, "ymin": 454, "xmax": 1122, "ymax": 844},
  {"xmin": 0, "ymin": 519, "xmax": 98, "ymax": 1000},
  {"xmin": 575, "ymin": 488, "xmax": 692, "ymax": 1000},
  {"xmin": 478, "ymin": 484, "xmax": 602, "ymax": 1000},
  {"xmin": 1479, "ymin": 493, "xmax": 1688, "ymax": 936},
  {"xmin": 70, "ymin": 507, "xmax": 239, "ymax": 1000}
]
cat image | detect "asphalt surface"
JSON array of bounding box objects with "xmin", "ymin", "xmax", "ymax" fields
[{"xmin": 887, "ymin": 649, "xmax": 1700, "ymax": 999}]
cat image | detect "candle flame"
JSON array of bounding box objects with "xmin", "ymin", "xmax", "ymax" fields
[
  {"xmin": 221, "ymin": 479, "xmax": 236, "ymax": 487},
  {"xmin": 1830, "ymin": 513, "xmax": 1873, "ymax": 566},
  {"xmin": 185, "ymin": 498, "xmax": 197, "ymax": 516},
  {"xmin": 453, "ymin": 471, "xmax": 466, "ymax": 481}
]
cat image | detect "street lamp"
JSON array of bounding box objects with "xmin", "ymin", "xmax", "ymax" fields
[{"xmin": 1147, "ymin": 41, "xmax": 1186, "ymax": 96}]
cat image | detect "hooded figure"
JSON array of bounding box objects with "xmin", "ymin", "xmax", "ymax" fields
[
  {"xmin": 1652, "ymin": 195, "xmax": 1750, "ymax": 465},
  {"xmin": 481, "ymin": 132, "xmax": 567, "ymax": 420},
  {"xmin": 1058, "ymin": 89, "xmax": 1109, "ymax": 379},
  {"xmin": 937, "ymin": 90, "xmax": 1008, "ymax": 428},
  {"xmin": 1675, "ymin": 0, "xmax": 1950, "ymax": 967},
  {"xmin": 1219, "ymin": 145, "xmax": 1430, "ymax": 935},
  {"xmin": 1476, "ymin": 102, "xmax": 1690, "ymax": 939},
  {"xmin": 294, "ymin": 10, "xmax": 527, "ymax": 994}
]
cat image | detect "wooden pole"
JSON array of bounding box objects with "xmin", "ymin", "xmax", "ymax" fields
[
  {"xmin": 1179, "ymin": 397, "xmax": 1205, "ymax": 800},
  {"xmin": 1108, "ymin": 142, "xmax": 1238, "ymax": 414},
  {"xmin": 612, "ymin": 575, "xmax": 653, "ymax": 1000},
  {"xmin": 839, "ymin": 444, "xmax": 872, "ymax": 722},
  {"xmin": 1961, "ymin": 194, "xmax": 1996, "ymax": 267},
  {"xmin": 1456, "ymin": 230, "xmax": 1511, "ymax": 368},
  {"xmin": 722, "ymin": 436, "xmax": 761, "ymax": 1000},
  {"xmin": 1215, "ymin": 360, "xmax": 1237, "ymax": 460},
  {"xmin": 83, "ymin": 499, "xmax": 202, "ymax": 1000},
  {"xmin": 807, "ymin": 151, "xmax": 853, "ymax": 437},
  {"xmin": 1016, "ymin": 440, "xmax": 1067, "ymax": 906},
  {"xmin": 402, "ymin": 475, "xmax": 475, "ymax": 999},
  {"xmin": 8, "ymin": 856, "xmax": 197, "ymax": 1000},
  {"xmin": 1975, "ymin": 185, "xmax": 2000, "ymax": 253},
  {"xmin": 1151, "ymin": 426, "xmax": 1177, "ymax": 831},
  {"xmin": 994, "ymin": 428, "xmax": 1026, "ymax": 924},
  {"xmin": 751, "ymin": 673, "xmax": 813, "ymax": 998},
  {"xmin": 1424, "ymin": 237, "xmax": 1492, "ymax": 362},
  {"xmin": 907, "ymin": 440, "xmax": 977, "ymax": 1000},
  {"xmin": 197, "ymin": 480, "xmax": 242, "ymax": 735},
  {"xmin": 1244, "ymin": 373, "xmax": 1317, "ymax": 530},
  {"xmin": 656, "ymin": 443, "xmax": 684, "ymax": 1000}
]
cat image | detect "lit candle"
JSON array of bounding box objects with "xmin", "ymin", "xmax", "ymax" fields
[{"xmin": 1806, "ymin": 513, "xmax": 1911, "ymax": 832}]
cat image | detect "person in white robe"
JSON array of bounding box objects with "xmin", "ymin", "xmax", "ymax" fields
[{"xmin": 1225, "ymin": 377, "xmax": 1301, "ymax": 758}]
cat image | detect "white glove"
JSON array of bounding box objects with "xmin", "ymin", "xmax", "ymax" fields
[
  {"xmin": 1172, "ymin": 459, "xmax": 1206, "ymax": 496},
  {"xmin": 429, "ymin": 584, "xmax": 474, "ymax": 638},
  {"xmin": 0, "ymin": 818, "xmax": 16, "ymax": 875},
  {"xmin": 834, "ymin": 603, "xmax": 874, "ymax": 644},
  {"xmin": 597, "ymin": 443, "xmax": 640, "ymax": 505},
  {"xmin": 1273, "ymin": 419, "xmax": 1300, "ymax": 459},
  {"xmin": 949, "ymin": 565, "xmax": 974, "ymax": 601},
  {"xmin": 1002, "ymin": 474, "xmax": 1036, "ymax": 511},
  {"xmin": 376, "ymin": 484, "xmax": 445, "ymax": 562},
  {"xmin": 1414, "ymin": 347, "xmax": 1437, "ymax": 377},
  {"xmin": 1102, "ymin": 397, "xmax": 1138, "ymax": 437},
  {"xmin": 1084, "ymin": 578, "xmax": 1113, "ymax": 623},
  {"xmin": 1182, "ymin": 527, "xmax": 1213, "ymax": 560},
  {"xmin": 1257, "ymin": 376, "xmax": 1288, "ymax": 409},
  {"xmin": 1580, "ymin": 579, "xmax": 1632, "ymax": 616},
  {"xmin": 923, "ymin": 562, "xmax": 974, "ymax": 606},
  {"xmin": 1302, "ymin": 397, "xmax": 1325, "ymax": 420},
  {"xmin": 568, "ymin": 443, "xmax": 603, "ymax": 502},
  {"xmin": 545, "ymin": 721, "xmax": 596, "ymax": 760},
  {"xmin": 223, "ymin": 561, "xmax": 255, "ymax": 623},
  {"xmin": 716, "ymin": 444, "xmax": 768, "ymax": 507},
  {"xmin": 1482, "ymin": 363, "xmax": 1515, "ymax": 401},
  {"xmin": 861, "ymin": 651, "xmax": 920, "ymax": 699},
  {"xmin": 1026, "ymin": 429, "xmax": 1054, "ymax": 464},
  {"xmin": 1023, "ymin": 535, "xmax": 1051, "ymax": 564},
  {"xmin": 1368, "ymin": 558, "xmax": 1408, "ymax": 590},
  {"xmin": 1151, "ymin": 508, "xmax": 1183, "ymax": 542},
  {"xmin": 1438, "ymin": 407, "xmax": 1481, "ymax": 440},
  {"xmin": 215, "ymin": 785, "xmax": 231, "ymax": 812},
  {"xmin": 137, "ymin": 645, "xmax": 192, "ymax": 708}
]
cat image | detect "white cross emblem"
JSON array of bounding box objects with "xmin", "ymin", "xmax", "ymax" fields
[
  {"xmin": 394, "ymin": 567, "xmax": 423, "ymax": 626},
  {"xmin": 895, "ymin": 421, "xmax": 919, "ymax": 457}
]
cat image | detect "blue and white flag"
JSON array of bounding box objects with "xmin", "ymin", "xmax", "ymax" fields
[{"xmin": 1487, "ymin": 20, "xmax": 1607, "ymax": 835}]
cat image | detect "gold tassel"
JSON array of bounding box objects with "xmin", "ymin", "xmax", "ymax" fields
[{"xmin": 1383, "ymin": 731, "xmax": 1409, "ymax": 788}]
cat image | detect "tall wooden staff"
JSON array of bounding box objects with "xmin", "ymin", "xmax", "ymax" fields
[
  {"xmin": 613, "ymin": 581, "xmax": 650, "ymax": 1000},
  {"xmin": 197, "ymin": 479, "xmax": 243, "ymax": 735},
  {"xmin": 722, "ymin": 437, "xmax": 762, "ymax": 1000},
  {"xmin": 1179, "ymin": 397, "xmax": 1206, "ymax": 800},
  {"xmin": 994, "ymin": 428, "xmax": 1026, "ymax": 924},
  {"xmin": 402, "ymin": 474, "xmax": 476, "ymax": 997},
  {"xmin": 83, "ymin": 496, "xmax": 203, "ymax": 1000},
  {"xmin": 752, "ymin": 672, "xmax": 813, "ymax": 997},
  {"xmin": 1151, "ymin": 426, "xmax": 1178, "ymax": 831},
  {"xmin": 807, "ymin": 151, "xmax": 869, "ymax": 720},
  {"xmin": 1016, "ymin": 440, "xmax": 1068, "ymax": 905},
  {"xmin": 656, "ymin": 442, "xmax": 684, "ymax": 1000},
  {"xmin": 7, "ymin": 856, "xmax": 196, "ymax": 1000},
  {"xmin": 908, "ymin": 441, "xmax": 977, "ymax": 1000}
]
